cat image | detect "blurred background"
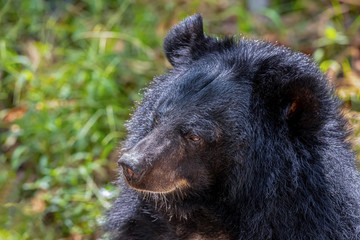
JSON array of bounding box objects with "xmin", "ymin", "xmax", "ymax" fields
[{"xmin": 0, "ymin": 0, "xmax": 359, "ymax": 239}]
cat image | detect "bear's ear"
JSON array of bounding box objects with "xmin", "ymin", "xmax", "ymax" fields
[
  {"xmin": 163, "ymin": 14, "xmax": 210, "ymax": 67},
  {"xmin": 282, "ymin": 81, "xmax": 327, "ymax": 135}
]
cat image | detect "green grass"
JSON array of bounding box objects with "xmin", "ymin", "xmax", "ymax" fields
[{"xmin": 0, "ymin": 0, "xmax": 359, "ymax": 239}]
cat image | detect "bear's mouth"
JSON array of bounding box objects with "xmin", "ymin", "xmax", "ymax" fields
[{"xmin": 135, "ymin": 179, "xmax": 190, "ymax": 194}]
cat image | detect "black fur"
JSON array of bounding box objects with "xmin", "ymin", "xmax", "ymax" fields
[{"xmin": 105, "ymin": 14, "xmax": 360, "ymax": 239}]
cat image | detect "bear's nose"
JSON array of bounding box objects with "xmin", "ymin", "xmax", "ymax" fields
[{"xmin": 118, "ymin": 153, "xmax": 145, "ymax": 182}]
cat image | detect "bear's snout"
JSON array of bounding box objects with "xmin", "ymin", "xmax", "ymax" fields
[{"xmin": 118, "ymin": 152, "xmax": 146, "ymax": 183}]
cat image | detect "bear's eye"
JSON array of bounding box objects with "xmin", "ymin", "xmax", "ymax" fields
[{"xmin": 186, "ymin": 134, "xmax": 200, "ymax": 142}]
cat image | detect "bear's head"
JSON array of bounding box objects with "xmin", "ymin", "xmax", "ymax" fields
[{"xmin": 118, "ymin": 14, "xmax": 334, "ymax": 201}]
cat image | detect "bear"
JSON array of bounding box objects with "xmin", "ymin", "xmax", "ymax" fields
[{"xmin": 105, "ymin": 14, "xmax": 360, "ymax": 239}]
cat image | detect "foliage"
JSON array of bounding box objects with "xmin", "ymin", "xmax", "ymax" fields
[{"xmin": 0, "ymin": 0, "xmax": 359, "ymax": 239}]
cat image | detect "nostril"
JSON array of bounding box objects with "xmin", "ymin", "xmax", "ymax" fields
[
  {"xmin": 119, "ymin": 162, "xmax": 131, "ymax": 177},
  {"xmin": 117, "ymin": 153, "xmax": 145, "ymax": 181},
  {"xmin": 126, "ymin": 167, "xmax": 135, "ymax": 179},
  {"xmin": 119, "ymin": 162, "xmax": 142, "ymax": 181}
]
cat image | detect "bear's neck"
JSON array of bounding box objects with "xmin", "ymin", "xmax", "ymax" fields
[{"xmin": 214, "ymin": 141, "xmax": 358, "ymax": 238}]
